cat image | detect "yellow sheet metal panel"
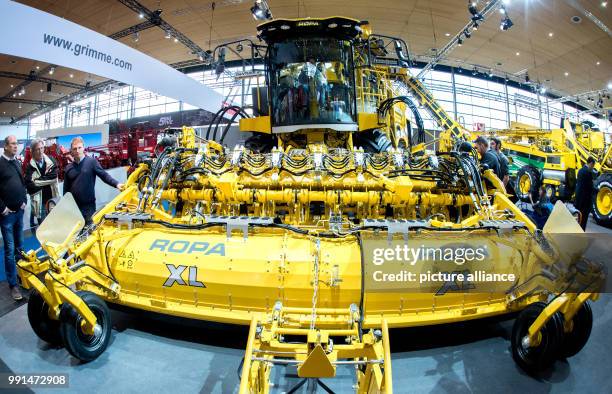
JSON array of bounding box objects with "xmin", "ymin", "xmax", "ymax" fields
[
  {"xmin": 358, "ymin": 112, "xmax": 381, "ymax": 131},
  {"xmin": 240, "ymin": 116, "xmax": 272, "ymax": 134}
]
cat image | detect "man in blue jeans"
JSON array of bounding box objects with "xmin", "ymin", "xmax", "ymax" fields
[{"xmin": 0, "ymin": 135, "xmax": 28, "ymax": 300}]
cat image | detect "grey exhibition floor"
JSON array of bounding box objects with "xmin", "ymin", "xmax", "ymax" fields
[{"xmin": 0, "ymin": 294, "xmax": 611, "ymax": 394}]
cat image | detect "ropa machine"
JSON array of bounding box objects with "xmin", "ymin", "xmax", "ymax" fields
[{"xmin": 18, "ymin": 17, "xmax": 604, "ymax": 392}]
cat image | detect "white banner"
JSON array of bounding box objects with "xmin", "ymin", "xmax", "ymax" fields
[{"xmin": 0, "ymin": 1, "xmax": 224, "ymax": 113}]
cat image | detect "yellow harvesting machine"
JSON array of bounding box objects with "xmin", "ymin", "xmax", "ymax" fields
[
  {"xmin": 493, "ymin": 120, "xmax": 611, "ymax": 227},
  {"xmin": 17, "ymin": 17, "xmax": 604, "ymax": 392}
]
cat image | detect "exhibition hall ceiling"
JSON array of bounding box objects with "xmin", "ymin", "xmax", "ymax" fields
[{"xmin": 1, "ymin": 0, "xmax": 611, "ymax": 119}]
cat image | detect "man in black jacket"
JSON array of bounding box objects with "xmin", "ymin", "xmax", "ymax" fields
[
  {"xmin": 25, "ymin": 139, "xmax": 59, "ymax": 228},
  {"xmin": 490, "ymin": 137, "xmax": 509, "ymax": 186},
  {"xmin": 575, "ymin": 157, "xmax": 596, "ymax": 230},
  {"xmin": 63, "ymin": 137, "xmax": 124, "ymax": 225},
  {"xmin": 0, "ymin": 135, "xmax": 27, "ymax": 300},
  {"xmin": 474, "ymin": 136, "xmax": 501, "ymax": 178}
]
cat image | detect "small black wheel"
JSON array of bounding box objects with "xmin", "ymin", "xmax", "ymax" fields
[
  {"xmin": 511, "ymin": 302, "xmax": 564, "ymax": 374},
  {"xmin": 559, "ymin": 301, "xmax": 593, "ymax": 358},
  {"xmin": 516, "ymin": 166, "xmax": 541, "ymax": 203},
  {"xmin": 27, "ymin": 291, "xmax": 62, "ymax": 345},
  {"xmin": 544, "ymin": 184, "xmax": 557, "ymax": 203},
  {"xmin": 59, "ymin": 291, "xmax": 111, "ymax": 362}
]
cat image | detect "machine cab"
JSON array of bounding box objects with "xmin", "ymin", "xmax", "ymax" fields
[{"xmin": 257, "ymin": 17, "xmax": 362, "ymax": 133}]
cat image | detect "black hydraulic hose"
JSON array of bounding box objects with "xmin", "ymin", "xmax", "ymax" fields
[
  {"xmin": 206, "ymin": 107, "xmax": 230, "ymax": 140},
  {"xmin": 208, "ymin": 105, "xmax": 250, "ymax": 141},
  {"xmin": 220, "ymin": 109, "xmax": 249, "ymax": 145}
]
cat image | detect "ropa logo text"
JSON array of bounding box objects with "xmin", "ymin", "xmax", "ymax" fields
[{"xmin": 150, "ymin": 239, "xmax": 225, "ymax": 256}]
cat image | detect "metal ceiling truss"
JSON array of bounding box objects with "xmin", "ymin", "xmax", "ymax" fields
[
  {"xmin": 417, "ymin": 0, "xmax": 503, "ymax": 79},
  {"xmin": 116, "ymin": 0, "xmax": 204, "ymax": 55},
  {"xmin": 108, "ymin": 20, "xmax": 157, "ymax": 40},
  {"xmin": 0, "ymin": 71, "xmax": 85, "ymax": 91},
  {"xmin": 3, "ymin": 98, "xmax": 50, "ymax": 106}
]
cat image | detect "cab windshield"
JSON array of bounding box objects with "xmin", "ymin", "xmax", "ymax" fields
[{"xmin": 269, "ymin": 39, "xmax": 356, "ymax": 128}]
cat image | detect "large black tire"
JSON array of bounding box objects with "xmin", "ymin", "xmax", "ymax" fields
[
  {"xmin": 592, "ymin": 174, "xmax": 612, "ymax": 227},
  {"xmin": 59, "ymin": 291, "xmax": 112, "ymax": 362},
  {"xmin": 559, "ymin": 301, "xmax": 593, "ymax": 359},
  {"xmin": 515, "ymin": 166, "xmax": 541, "ymax": 202},
  {"xmin": 27, "ymin": 292, "xmax": 62, "ymax": 346},
  {"xmin": 511, "ymin": 302, "xmax": 565, "ymax": 374}
]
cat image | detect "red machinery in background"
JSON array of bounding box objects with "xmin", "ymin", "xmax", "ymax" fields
[
  {"xmin": 87, "ymin": 122, "xmax": 159, "ymax": 169},
  {"xmin": 22, "ymin": 122, "xmax": 161, "ymax": 179}
]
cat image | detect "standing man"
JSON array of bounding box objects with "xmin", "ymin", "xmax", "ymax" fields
[
  {"xmin": 473, "ymin": 136, "xmax": 501, "ymax": 179},
  {"xmin": 0, "ymin": 135, "xmax": 27, "ymax": 300},
  {"xmin": 490, "ymin": 137, "xmax": 510, "ymax": 186},
  {"xmin": 574, "ymin": 157, "xmax": 596, "ymax": 230},
  {"xmin": 63, "ymin": 137, "xmax": 123, "ymax": 225},
  {"xmin": 25, "ymin": 139, "xmax": 59, "ymax": 228}
]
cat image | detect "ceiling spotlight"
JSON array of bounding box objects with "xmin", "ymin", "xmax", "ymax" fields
[
  {"xmin": 165, "ymin": 31, "xmax": 171, "ymax": 39},
  {"xmin": 173, "ymin": 37, "xmax": 178, "ymax": 43},
  {"xmin": 564, "ymin": 71, "xmax": 569, "ymax": 76},
  {"xmin": 251, "ymin": 0, "xmax": 272, "ymax": 20},
  {"xmin": 500, "ymin": 16, "xmax": 513, "ymax": 30},
  {"xmin": 35, "ymin": 65, "xmax": 40, "ymax": 70},
  {"xmin": 20, "ymin": 87, "xmax": 25, "ymax": 95},
  {"xmin": 10, "ymin": 84, "xmax": 13, "ymax": 88},
  {"xmin": 69, "ymin": 73, "xmax": 74, "ymax": 78},
  {"xmin": 138, "ymin": 12, "xmax": 144, "ymax": 19},
  {"xmin": 18, "ymin": 104, "xmax": 22, "ymax": 109},
  {"xmin": 464, "ymin": 29, "xmax": 472, "ymax": 38},
  {"xmin": 602, "ymin": 2, "xmax": 608, "ymax": 7},
  {"xmin": 133, "ymin": 31, "xmax": 140, "ymax": 42},
  {"xmin": 445, "ymin": 32, "xmax": 451, "ymax": 37},
  {"xmin": 468, "ymin": 2, "xmax": 484, "ymax": 21},
  {"xmin": 40, "ymin": 89, "xmax": 43, "ymax": 92},
  {"xmin": 548, "ymin": 32, "xmax": 554, "ymax": 37},
  {"xmin": 49, "ymin": 66, "xmax": 55, "ymax": 75},
  {"xmin": 499, "ymin": 6, "xmax": 506, "ymax": 14},
  {"xmin": 516, "ymin": 51, "xmax": 520, "ymax": 56},
  {"xmin": 607, "ymin": 82, "xmax": 612, "ymax": 89},
  {"xmin": 596, "ymin": 61, "xmax": 601, "ymax": 66}
]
